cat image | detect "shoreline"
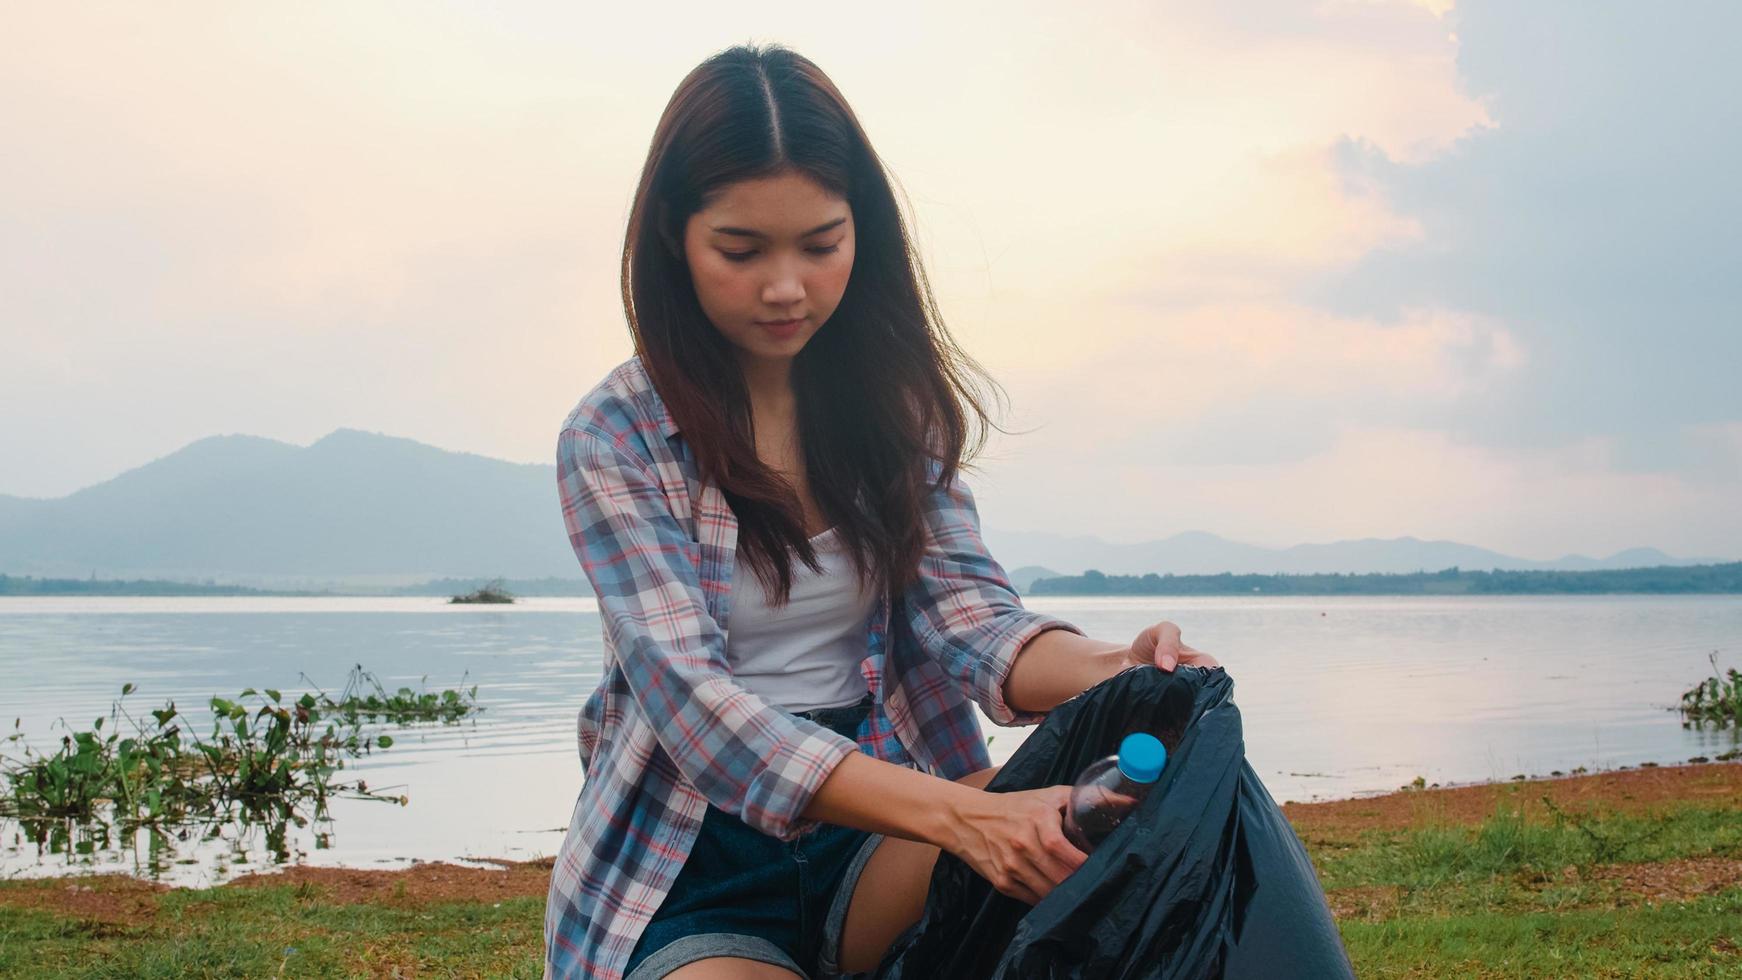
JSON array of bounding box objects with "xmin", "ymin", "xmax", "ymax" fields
[
  {"xmin": 1282, "ymin": 757, "xmax": 1742, "ymax": 830},
  {"xmin": 1277, "ymin": 747, "xmax": 1742, "ymax": 807},
  {"xmin": 3, "ymin": 759, "xmax": 1736, "ymax": 906},
  {"xmin": 3, "ymin": 761, "xmax": 1738, "ymax": 976}
]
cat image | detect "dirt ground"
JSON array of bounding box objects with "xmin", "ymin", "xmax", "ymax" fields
[
  {"xmin": 3, "ymin": 761, "xmax": 1738, "ymax": 923},
  {"xmin": 0, "ymin": 872, "xmax": 172, "ymax": 925},
  {"xmin": 1280, "ymin": 760, "xmax": 1742, "ymax": 839},
  {"xmin": 0, "ymin": 856, "xmax": 558, "ymax": 924},
  {"xmin": 222, "ymin": 855, "xmax": 560, "ymax": 906}
]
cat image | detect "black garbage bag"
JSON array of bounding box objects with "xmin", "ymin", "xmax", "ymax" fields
[{"xmin": 869, "ymin": 665, "xmax": 1354, "ymax": 980}]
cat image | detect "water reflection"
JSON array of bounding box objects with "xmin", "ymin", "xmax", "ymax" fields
[
  {"xmin": 2, "ymin": 653, "xmax": 491, "ymax": 885},
  {"xmin": 8, "ymin": 797, "xmax": 333, "ymax": 880},
  {"xmin": 1, "ymin": 595, "xmax": 1737, "ymax": 886}
]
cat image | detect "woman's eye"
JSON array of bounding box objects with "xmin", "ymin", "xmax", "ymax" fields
[{"xmin": 719, "ymin": 245, "xmax": 841, "ymax": 263}]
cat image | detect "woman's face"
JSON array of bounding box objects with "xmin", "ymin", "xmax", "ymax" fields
[{"xmin": 682, "ymin": 171, "xmax": 855, "ymax": 372}]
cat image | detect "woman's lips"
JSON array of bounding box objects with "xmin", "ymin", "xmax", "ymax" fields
[{"xmin": 757, "ymin": 317, "xmax": 804, "ymax": 337}]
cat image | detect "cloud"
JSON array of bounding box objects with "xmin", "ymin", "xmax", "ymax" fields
[
  {"xmin": 975, "ymin": 422, "xmax": 1741, "ymax": 560},
  {"xmin": 2, "ymin": 1, "xmax": 1496, "ymax": 493},
  {"xmin": 3, "ymin": 1, "xmax": 1734, "ymax": 562},
  {"xmin": 989, "ymin": 301, "xmax": 1523, "ymax": 470},
  {"xmin": 1311, "ymin": 0, "xmax": 1742, "ymax": 467}
]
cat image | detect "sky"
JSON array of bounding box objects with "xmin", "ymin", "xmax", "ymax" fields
[{"xmin": 4, "ymin": 1, "xmax": 1738, "ymax": 561}]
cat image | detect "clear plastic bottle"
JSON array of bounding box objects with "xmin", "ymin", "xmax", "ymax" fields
[{"xmin": 1061, "ymin": 732, "xmax": 1167, "ymax": 853}]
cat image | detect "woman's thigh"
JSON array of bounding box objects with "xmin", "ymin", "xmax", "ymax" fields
[
  {"xmin": 834, "ymin": 765, "xmax": 1002, "ymax": 974},
  {"xmin": 665, "ymin": 957, "xmax": 803, "ymax": 979}
]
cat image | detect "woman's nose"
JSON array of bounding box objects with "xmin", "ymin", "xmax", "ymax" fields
[
  {"xmin": 762, "ymin": 270, "xmax": 805, "ymax": 305},
  {"xmin": 762, "ymin": 248, "xmax": 808, "ymax": 302}
]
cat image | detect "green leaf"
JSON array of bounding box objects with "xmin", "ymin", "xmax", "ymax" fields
[{"xmin": 376, "ymin": 735, "xmax": 394, "ymax": 749}]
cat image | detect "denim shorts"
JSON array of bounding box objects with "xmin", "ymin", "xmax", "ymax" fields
[{"xmin": 623, "ymin": 692, "xmax": 889, "ymax": 980}]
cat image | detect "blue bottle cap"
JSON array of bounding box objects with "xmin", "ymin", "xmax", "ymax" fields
[{"xmin": 1116, "ymin": 732, "xmax": 1167, "ymax": 783}]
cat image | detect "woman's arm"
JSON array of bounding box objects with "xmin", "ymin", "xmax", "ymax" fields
[
  {"xmin": 898, "ymin": 467, "xmax": 1089, "ymax": 727},
  {"xmin": 1002, "ymin": 629, "xmax": 1130, "ymax": 713},
  {"xmin": 1007, "ymin": 621, "xmax": 1222, "ymax": 711},
  {"xmin": 801, "ymin": 749, "xmax": 1087, "ymax": 905}
]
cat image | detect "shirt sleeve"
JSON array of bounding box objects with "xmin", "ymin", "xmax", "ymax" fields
[
  {"xmin": 900, "ymin": 466, "xmax": 1086, "ymax": 727},
  {"xmin": 558, "ymin": 424, "xmax": 859, "ymax": 841}
]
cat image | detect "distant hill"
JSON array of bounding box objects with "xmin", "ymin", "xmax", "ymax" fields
[
  {"xmin": 0, "ymin": 429, "xmax": 1727, "ymax": 585},
  {"xmin": 1006, "ymin": 565, "xmax": 1063, "ymax": 593},
  {"xmin": 980, "ymin": 528, "xmax": 1724, "ymax": 578},
  {"xmin": 0, "ymin": 429, "xmax": 574, "ymax": 584},
  {"xmin": 0, "ymin": 574, "xmax": 307, "ymax": 597},
  {"xmin": 1028, "ymin": 563, "xmax": 1742, "ymax": 596}
]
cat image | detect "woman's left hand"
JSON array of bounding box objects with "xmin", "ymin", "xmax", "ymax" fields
[{"xmin": 1123, "ymin": 620, "xmax": 1221, "ymax": 672}]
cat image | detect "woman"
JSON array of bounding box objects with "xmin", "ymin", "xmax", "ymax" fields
[{"xmin": 545, "ymin": 43, "xmax": 1217, "ymax": 980}]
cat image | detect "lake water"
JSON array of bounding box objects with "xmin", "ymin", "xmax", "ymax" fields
[{"xmin": 2, "ymin": 595, "xmax": 1737, "ymax": 887}]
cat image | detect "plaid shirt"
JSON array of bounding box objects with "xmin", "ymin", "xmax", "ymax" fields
[{"xmin": 543, "ymin": 356, "xmax": 1084, "ymax": 980}]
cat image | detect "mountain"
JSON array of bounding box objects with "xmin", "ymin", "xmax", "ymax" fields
[
  {"xmin": 978, "ymin": 529, "xmax": 1724, "ymax": 578},
  {"xmin": 0, "ymin": 429, "xmax": 1724, "ymax": 585},
  {"xmin": 0, "ymin": 429, "xmax": 575, "ymax": 584},
  {"xmin": 1005, "ymin": 565, "xmax": 1064, "ymax": 594}
]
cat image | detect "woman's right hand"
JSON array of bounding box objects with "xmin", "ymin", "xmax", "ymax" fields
[{"xmin": 945, "ymin": 785, "xmax": 1089, "ymax": 905}]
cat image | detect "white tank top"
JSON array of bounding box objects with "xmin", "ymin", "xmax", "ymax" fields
[{"xmin": 726, "ymin": 526, "xmax": 878, "ymax": 713}]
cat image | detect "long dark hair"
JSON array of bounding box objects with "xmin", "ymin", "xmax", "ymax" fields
[{"xmin": 622, "ymin": 42, "xmax": 1017, "ymax": 606}]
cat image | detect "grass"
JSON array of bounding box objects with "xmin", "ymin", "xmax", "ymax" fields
[
  {"xmin": 1340, "ymin": 894, "xmax": 1742, "ymax": 979},
  {"xmin": 0, "ymin": 885, "xmax": 546, "ymax": 978},
  {"xmin": 1305, "ymin": 766, "xmax": 1742, "ymax": 976},
  {"xmin": 2, "ymin": 765, "xmax": 1740, "ymax": 977},
  {"xmin": 1313, "ymin": 802, "xmax": 1742, "ymax": 891},
  {"xmin": 1317, "ymin": 810, "xmax": 1742, "ymax": 975}
]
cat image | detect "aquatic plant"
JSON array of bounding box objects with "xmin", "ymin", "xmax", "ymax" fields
[
  {"xmin": 450, "ymin": 578, "xmax": 516, "ymax": 604},
  {"xmin": 1678, "ymin": 652, "xmax": 1740, "ymax": 728},
  {"xmin": 300, "ymin": 663, "xmax": 483, "ymax": 724},
  {"xmin": 1, "ymin": 666, "xmax": 484, "ymax": 877},
  {"xmin": 194, "ymin": 686, "xmax": 402, "ymax": 810},
  {"xmin": 0, "ymin": 682, "xmax": 405, "ymax": 826}
]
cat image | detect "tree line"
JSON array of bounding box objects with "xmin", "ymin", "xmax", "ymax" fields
[{"xmin": 1026, "ymin": 562, "xmax": 1742, "ymax": 596}]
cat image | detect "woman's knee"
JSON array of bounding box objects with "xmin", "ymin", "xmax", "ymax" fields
[
  {"xmin": 835, "ymin": 764, "xmax": 1003, "ymax": 973},
  {"xmin": 956, "ymin": 764, "xmax": 1002, "ymax": 790},
  {"xmin": 663, "ymin": 957, "xmax": 802, "ymax": 979}
]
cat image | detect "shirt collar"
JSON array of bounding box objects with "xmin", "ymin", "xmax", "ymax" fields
[{"xmin": 630, "ymin": 354, "xmax": 682, "ymax": 440}]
